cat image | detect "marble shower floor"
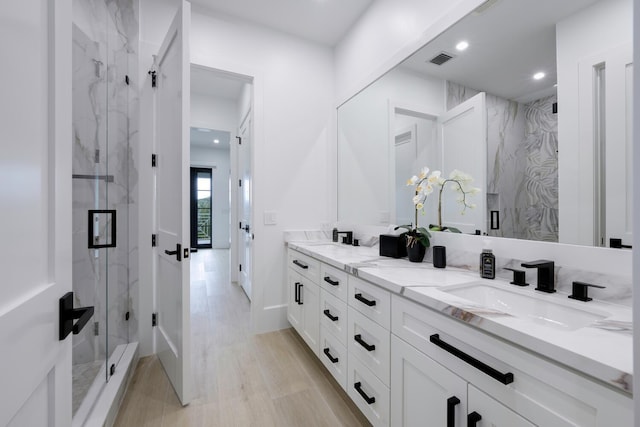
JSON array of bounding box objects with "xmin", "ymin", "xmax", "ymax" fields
[
  {"xmin": 73, "ymin": 359, "xmax": 104, "ymax": 415},
  {"xmin": 114, "ymin": 248, "xmax": 370, "ymax": 426}
]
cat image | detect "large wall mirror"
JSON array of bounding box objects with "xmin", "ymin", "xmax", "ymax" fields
[{"xmin": 337, "ymin": 0, "xmax": 633, "ymax": 247}]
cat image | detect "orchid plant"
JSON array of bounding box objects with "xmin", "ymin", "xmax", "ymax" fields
[{"xmin": 397, "ymin": 167, "xmax": 481, "ymax": 245}]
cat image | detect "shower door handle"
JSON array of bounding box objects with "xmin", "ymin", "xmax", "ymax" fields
[
  {"xmin": 164, "ymin": 243, "xmax": 182, "ymax": 261},
  {"xmin": 59, "ymin": 292, "xmax": 95, "ymax": 340}
]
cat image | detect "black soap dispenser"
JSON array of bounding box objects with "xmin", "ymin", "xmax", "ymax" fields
[{"xmin": 480, "ymin": 245, "xmax": 495, "ymax": 279}]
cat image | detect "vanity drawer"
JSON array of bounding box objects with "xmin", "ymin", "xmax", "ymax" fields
[
  {"xmin": 319, "ymin": 326, "xmax": 347, "ymax": 390},
  {"xmin": 348, "ymin": 353, "xmax": 390, "ymax": 427},
  {"xmin": 348, "ymin": 276, "xmax": 390, "ymax": 329},
  {"xmin": 391, "ymin": 294, "xmax": 632, "ymax": 427},
  {"xmin": 320, "ymin": 263, "xmax": 348, "ymax": 300},
  {"xmin": 320, "ymin": 289, "xmax": 348, "ymax": 345},
  {"xmin": 348, "ymin": 307, "xmax": 390, "ymax": 386},
  {"xmin": 288, "ymin": 249, "xmax": 320, "ymax": 283}
]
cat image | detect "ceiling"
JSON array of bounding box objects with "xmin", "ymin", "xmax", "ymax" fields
[
  {"xmin": 189, "ymin": 0, "xmax": 373, "ymax": 46},
  {"xmin": 191, "ymin": 127, "xmax": 231, "ymax": 150},
  {"xmin": 400, "ymin": 0, "xmax": 600, "ymax": 103}
]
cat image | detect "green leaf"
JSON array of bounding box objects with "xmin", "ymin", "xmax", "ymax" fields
[{"xmin": 447, "ymin": 226, "xmax": 462, "ymax": 233}]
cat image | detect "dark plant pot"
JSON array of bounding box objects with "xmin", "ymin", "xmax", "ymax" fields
[{"xmin": 407, "ymin": 242, "xmax": 426, "ymax": 263}]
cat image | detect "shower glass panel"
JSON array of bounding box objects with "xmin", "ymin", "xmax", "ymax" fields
[{"xmin": 72, "ymin": 0, "xmax": 136, "ymax": 417}]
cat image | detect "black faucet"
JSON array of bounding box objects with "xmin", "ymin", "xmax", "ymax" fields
[
  {"xmin": 521, "ymin": 260, "xmax": 555, "ymax": 293},
  {"xmin": 332, "ymin": 229, "xmax": 353, "ymax": 245}
]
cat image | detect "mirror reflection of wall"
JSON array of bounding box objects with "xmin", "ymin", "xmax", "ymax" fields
[{"xmin": 336, "ymin": 0, "xmax": 632, "ymax": 247}]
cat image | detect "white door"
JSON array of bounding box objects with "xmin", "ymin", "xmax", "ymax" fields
[
  {"xmin": 153, "ymin": 0, "xmax": 192, "ymax": 406},
  {"xmin": 0, "ymin": 1, "xmax": 73, "ymax": 426},
  {"xmin": 237, "ymin": 115, "xmax": 253, "ymax": 300},
  {"xmin": 467, "ymin": 385, "xmax": 536, "ymax": 427},
  {"xmin": 438, "ymin": 93, "xmax": 487, "ymax": 233}
]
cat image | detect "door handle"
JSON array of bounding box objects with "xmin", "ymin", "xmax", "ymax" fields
[
  {"xmin": 164, "ymin": 243, "xmax": 182, "ymax": 261},
  {"xmin": 244, "ymin": 224, "xmax": 250, "ymax": 233},
  {"xmin": 354, "ymin": 334, "xmax": 375, "ymax": 351},
  {"xmin": 468, "ymin": 411, "xmax": 482, "ymax": 426},
  {"xmin": 59, "ymin": 292, "xmax": 95, "ymax": 340},
  {"xmin": 354, "ymin": 382, "xmax": 376, "ymax": 405},
  {"xmin": 447, "ymin": 396, "xmax": 460, "ymax": 427}
]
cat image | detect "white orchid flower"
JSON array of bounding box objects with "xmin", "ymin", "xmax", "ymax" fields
[
  {"xmin": 416, "ymin": 202, "xmax": 424, "ymax": 210},
  {"xmin": 427, "ymin": 171, "xmax": 441, "ymax": 184},
  {"xmin": 407, "ymin": 175, "xmax": 419, "ymax": 186},
  {"xmin": 412, "ymin": 195, "xmax": 422, "ymax": 205},
  {"xmin": 418, "ymin": 166, "xmax": 430, "ymax": 180},
  {"xmin": 424, "ymin": 183, "xmax": 434, "ymax": 195}
]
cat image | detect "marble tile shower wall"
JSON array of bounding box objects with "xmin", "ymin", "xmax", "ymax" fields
[
  {"xmin": 72, "ymin": 0, "xmax": 138, "ymax": 366},
  {"xmin": 446, "ymin": 82, "xmax": 559, "ymax": 242}
]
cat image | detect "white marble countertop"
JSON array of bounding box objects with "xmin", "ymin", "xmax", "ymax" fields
[{"xmin": 287, "ymin": 240, "xmax": 633, "ymax": 395}]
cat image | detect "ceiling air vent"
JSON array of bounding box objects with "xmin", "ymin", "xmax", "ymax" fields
[{"xmin": 429, "ymin": 52, "xmax": 454, "ymax": 66}]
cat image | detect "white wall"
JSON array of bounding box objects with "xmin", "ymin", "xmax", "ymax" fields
[
  {"xmin": 191, "ymin": 146, "xmax": 231, "ymax": 248},
  {"xmin": 137, "ymin": 0, "xmax": 335, "ymax": 341},
  {"xmin": 556, "ymin": 0, "xmax": 632, "ymax": 246},
  {"xmin": 334, "ymin": 0, "xmax": 485, "ymax": 105}
]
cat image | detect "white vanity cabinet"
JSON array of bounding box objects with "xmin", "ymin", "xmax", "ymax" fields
[
  {"xmin": 287, "ymin": 250, "xmax": 320, "ymax": 355},
  {"xmin": 391, "ymin": 295, "xmax": 633, "ymax": 427}
]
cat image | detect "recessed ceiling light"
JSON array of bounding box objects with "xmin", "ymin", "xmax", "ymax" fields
[
  {"xmin": 213, "ymin": 139, "xmax": 220, "ymax": 144},
  {"xmin": 197, "ymin": 128, "xmax": 212, "ymax": 132},
  {"xmin": 533, "ymin": 72, "xmax": 545, "ymax": 80},
  {"xmin": 456, "ymin": 41, "xmax": 469, "ymax": 51}
]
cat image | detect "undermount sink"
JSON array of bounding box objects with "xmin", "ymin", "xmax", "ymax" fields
[{"xmin": 441, "ymin": 283, "xmax": 610, "ymax": 331}]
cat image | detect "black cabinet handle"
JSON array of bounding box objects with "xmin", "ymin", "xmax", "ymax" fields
[
  {"xmin": 323, "ymin": 347, "xmax": 339, "ymax": 363},
  {"xmin": 447, "ymin": 396, "xmax": 460, "ymax": 427},
  {"xmin": 354, "ymin": 334, "xmax": 375, "ymax": 351},
  {"xmin": 297, "ymin": 283, "xmax": 303, "ymax": 305},
  {"xmin": 324, "ymin": 276, "xmax": 339, "ymax": 286},
  {"xmin": 293, "ymin": 260, "xmax": 308, "ymax": 269},
  {"xmin": 354, "ymin": 382, "xmax": 376, "ymax": 404},
  {"xmin": 430, "ymin": 334, "xmax": 514, "ymax": 385},
  {"xmin": 323, "ymin": 309, "xmax": 339, "ymax": 321},
  {"xmin": 468, "ymin": 411, "xmax": 482, "ymax": 426},
  {"xmin": 354, "ymin": 293, "xmax": 376, "ymax": 307},
  {"xmin": 294, "ymin": 282, "xmax": 300, "ymax": 303}
]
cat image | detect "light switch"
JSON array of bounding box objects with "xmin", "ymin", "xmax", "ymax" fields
[{"xmin": 264, "ymin": 211, "xmax": 277, "ymax": 225}]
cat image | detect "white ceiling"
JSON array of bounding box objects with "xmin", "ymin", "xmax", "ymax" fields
[
  {"xmin": 191, "ymin": 127, "xmax": 231, "ymax": 150},
  {"xmin": 189, "ymin": 0, "xmax": 373, "ymax": 46},
  {"xmin": 400, "ymin": 0, "xmax": 600, "ymax": 103}
]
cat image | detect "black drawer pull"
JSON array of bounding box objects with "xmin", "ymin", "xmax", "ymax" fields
[
  {"xmin": 468, "ymin": 411, "xmax": 482, "ymax": 427},
  {"xmin": 323, "ymin": 309, "xmax": 338, "ymax": 322},
  {"xmin": 323, "ymin": 347, "xmax": 339, "ymax": 363},
  {"xmin": 293, "ymin": 259, "xmax": 308, "ymax": 269},
  {"xmin": 430, "ymin": 334, "xmax": 514, "ymax": 385},
  {"xmin": 354, "ymin": 293, "xmax": 376, "ymax": 307},
  {"xmin": 354, "ymin": 382, "xmax": 376, "ymax": 405},
  {"xmin": 447, "ymin": 396, "xmax": 460, "ymax": 427},
  {"xmin": 354, "ymin": 334, "xmax": 375, "ymax": 351},
  {"xmin": 324, "ymin": 276, "xmax": 339, "ymax": 286},
  {"xmin": 294, "ymin": 282, "xmax": 300, "ymax": 303},
  {"xmin": 297, "ymin": 283, "xmax": 304, "ymax": 305}
]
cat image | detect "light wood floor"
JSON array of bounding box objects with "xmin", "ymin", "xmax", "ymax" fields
[{"xmin": 114, "ymin": 249, "xmax": 370, "ymax": 427}]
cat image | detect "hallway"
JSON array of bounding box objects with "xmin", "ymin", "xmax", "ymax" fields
[{"xmin": 114, "ymin": 249, "xmax": 370, "ymax": 426}]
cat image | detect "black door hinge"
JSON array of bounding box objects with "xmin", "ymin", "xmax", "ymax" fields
[
  {"xmin": 239, "ymin": 179, "xmax": 242, "ymax": 187},
  {"xmin": 152, "ymin": 312, "xmax": 158, "ymax": 327},
  {"xmin": 239, "ymin": 264, "xmax": 242, "ymax": 272},
  {"xmin": 239, "ymin": 222, "xmax": 242, "ymax": 230},
  {"xmin": 148, "ymin": 70, "xmax": 157, "ymax": 88},
  {"xmin": 152, "ymin": 154, "xmax": 157, "ymax": 167},
  {"xmin": 94, "ymin": 322, "xmax": 99, "ymax": 336},
  {"xmin": 110, "ymin": 364, "xmax": 116, "ymax": 376},
  {"xmin": 152, "ymin": 234, "xmax": 157, "ymax": 247},
  {"xmin": 94, "ymin": 149, "xmax": 100, "ymax": 164},
  {"xmin": 125, "ymin": 75, "xmax": 130, "ymax": 86},
  {"xmin": 236, "ymin": 136, "xmax": 242, "ymax": 145},
  {"xmin": 125, "ymin": 311, "xmax": 130, "ymax": 321}
]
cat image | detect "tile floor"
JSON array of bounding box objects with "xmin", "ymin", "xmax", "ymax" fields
[{"xmin": 114, "ymin": 249, "xmax": 370, "ymax": 426}]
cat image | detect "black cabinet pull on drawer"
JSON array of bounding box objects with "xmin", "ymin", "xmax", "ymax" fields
[
  {"xmin": 468, "ymin": 411, "xmax": 482, "ymax": 426},
  {"xmin": 323, "ymin": 347, "xmax": 339, "ymax": 364},
  {"xmin": 292, "ymin": 259, "xmax": 308, "ymax": 269},
  {"xmin": 323, "ymin": 309, "xmax": 338, "ymax": 322},
  {"xmin": 354, "ymin": 334, "xmax": 375, "ymax": 351},
  {"xmin": 430, "ymin": 334, "xmax": 514, "ymax": 385},
  {"xmin": 354, "ymin": 382, "xmax": 376, "ymax": 405},
  {"xmin": 324, "ymin": 276, "xmax": 339, "ymax": 286},
  {"xmin": 354, "ymin": 293, "xmax": 376, "ymax": 307}
]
